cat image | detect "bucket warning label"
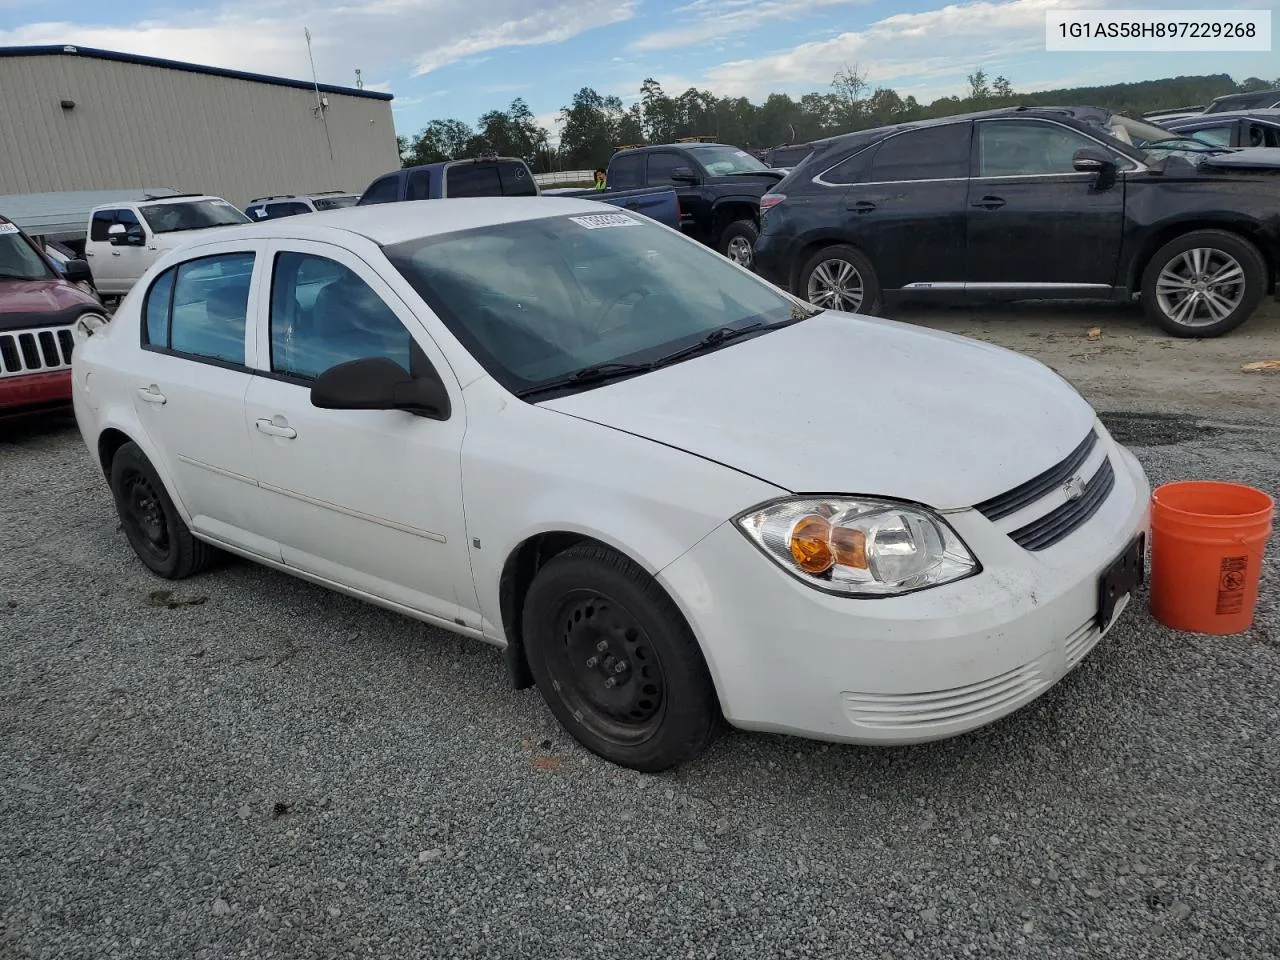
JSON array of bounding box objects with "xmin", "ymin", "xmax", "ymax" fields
[{"xmin": 1216, "ymin": 556, "xmax": 1248, "ymax": 615}]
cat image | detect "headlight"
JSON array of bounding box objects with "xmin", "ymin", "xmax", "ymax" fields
[{"xmin": 734, "ymin": 497, "xmax": 979, "ymax": 597}]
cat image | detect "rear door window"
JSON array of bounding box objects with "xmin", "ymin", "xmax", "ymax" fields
[
  {"xmin": 145, "ymin": 253, "xmax": 255, "ymax": 365},
  {"xmin": 445, "ymin": 164, "xmax": 502, "ymax": 197},
  {"xmin": 497, "ymin": 161, "xmax": 537, "ymax": 196},
  {"xmin": 406, "ymin": 169, "xmax": 433, "ymax": 201},
  {"xmin": 360, "ymin": 176, "xmax": 400, "ymax": 204},
  {"xmin": 609, "ymin": 154, "xmax": 644, "ymax": 189},
  {"xmin": 870, "ymin": 124, "xmax": 973, "ymax": 182},
  {"xmin": 90, "ymin": 210, "xmax": 117, "ymax": 242}
]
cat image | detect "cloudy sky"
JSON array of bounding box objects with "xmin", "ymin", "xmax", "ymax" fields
[{"xmin": 1, "ymin": 0, "xmax": 1274, "ymax": 141}]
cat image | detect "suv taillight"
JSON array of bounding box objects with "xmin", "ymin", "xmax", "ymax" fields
[{"xmin": 759, "ymin": 193, "xmax": 786, "ymax": 212}]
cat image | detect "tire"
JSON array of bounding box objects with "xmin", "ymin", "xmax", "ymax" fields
[
  {"xmin": 718, "ymin": 219, "xmax": 759, "ymax": 268},
  {"xmin": 1140, "ymin": 230, "xmax": 1266, "ymax": 338},
  {"xmin": 109, "ymin": 442, "xmax": 217, "ymax": 579},
  {"xmin": 521, "ymin": 542, "xmax": 722, "ymax": 772},
  {"xmin": 798, "ymin": 244, "xmax": 882, "ymax": 315}
]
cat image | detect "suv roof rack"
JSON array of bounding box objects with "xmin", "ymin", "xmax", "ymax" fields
[
  {"xmin": 144, "ymin": 191, "xmax": 204, "ymax": 201},
  {"xmin": 675, "ymin": 136, "xmax": 717, "ymax": 143}
]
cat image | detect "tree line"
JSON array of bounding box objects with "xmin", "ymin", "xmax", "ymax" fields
[{"xmin": 397, "ymin": 71, "xmax": 1280, "ymax": 172}]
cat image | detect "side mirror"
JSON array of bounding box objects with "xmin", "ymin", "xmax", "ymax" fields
[
  {"xmin": 63, "ymin": 258, "xmax": 92, "ymax": 283},
  {"xmin": 1073, "ymin": 146, "xmax": 1118, "ymax": 187},
  {"xmin": 311, "ymin": 356, "xmax": 451, "ymax": 420},
  {"xmin": 670, "ymin": 165, "xmax": 698, "ymax": 183}
]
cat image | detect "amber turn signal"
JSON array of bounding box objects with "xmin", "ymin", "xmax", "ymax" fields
[{"xmin": 789, "ymin": 514, "xmax": 834, "ymax": 573}]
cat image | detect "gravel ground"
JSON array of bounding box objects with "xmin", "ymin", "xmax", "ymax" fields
[{"xmin": 2, "ymin": 306, "xmax": 1279, "ymax": 960}]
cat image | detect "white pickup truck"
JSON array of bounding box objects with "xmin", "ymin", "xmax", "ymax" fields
[{"xmin": 84, "ymin": 194, "xmax": 250, "ymax": 296}]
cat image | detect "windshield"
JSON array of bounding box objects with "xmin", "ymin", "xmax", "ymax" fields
[
  {"xmin": 139, "ymin": 199, "xmax": 251, "ymax": 234},
  {"xmin": 386, "ymin": 213, "xmax": 805, "ymax": 396},
  {"xmin": 313, "ymin": 195, "xmax": 358, "ymax": 211},
  {"xmin": 690, "ymin": 146, "xmax": 770, "ymax": 176},
  {"xmin": 0, "ymin": 226, "xmax": 55, "ymax": 281}
]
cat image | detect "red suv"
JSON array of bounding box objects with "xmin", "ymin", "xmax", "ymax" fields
[{"xmin": 1, "ymin": 215, "xmax": 107, "ymax": 419}]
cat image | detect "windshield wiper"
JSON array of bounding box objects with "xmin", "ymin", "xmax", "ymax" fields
[
  {"xmin": 517, "ymin": 360, "xmax": 655, "ymax": 399},
  {"xmin": 1143, "ymin": 137, "xmax": 1225, "ymax": 153},
  {"xmin": 648, "ymin": 322, "xmax": 768, "ymax": 368}
]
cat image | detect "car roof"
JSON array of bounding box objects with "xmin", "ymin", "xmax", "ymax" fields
[
  {"xmin": 89, "ymin": 194, "xmax": 220, "ymax": 212},
  {"xmin": 1166, "ymin": 108, "xmax": 1280, "ymax": 124},
  {"xmin": 1210, "ymin": 90, "xmax": 1280, "ymax": 106},
  {"xmin": 187, "ymin": 196, "xmax": 621, "ymax": 247},
  {"xmin": 810, "ymin": 105, "xmax": 1114, "ymax": 152}
]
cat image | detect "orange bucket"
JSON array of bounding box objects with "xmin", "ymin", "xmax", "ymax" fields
[{"xmin": 1149, "ymin": 481, "xmax": 1274, "ymax": 635}]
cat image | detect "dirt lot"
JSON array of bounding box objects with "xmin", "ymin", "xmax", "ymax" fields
[
  {"xmin": 889, "ymin": 298, "xmax": 1280, "ymax": 422},
  {"xmin": 2, "ymin": 302, "xmax": 1277, "ymax": 960}
]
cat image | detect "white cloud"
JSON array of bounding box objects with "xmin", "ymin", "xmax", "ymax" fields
[
  {"xmin": 632, "ymin": 0, "xmax": 876, "ymax": 52},
  {"xmin": 0, "ymin": 0, "xmax": 637, "ymax": 93},
  {"xmin": 688, "ymin": 0, "xmax": 1102, "ymax": 99}
]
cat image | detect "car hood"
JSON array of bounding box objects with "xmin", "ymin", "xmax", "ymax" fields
[
  {"xmin": 1197, "ymin": 146, "xmax": 1280, "ymax": 170},
  {"xmin": 0, "ymin": 277, "xmax": 102, "ymax": 331},
  {"xmin": 541, "ymin": 312, "xmax": 1097, "ymax": 510}
]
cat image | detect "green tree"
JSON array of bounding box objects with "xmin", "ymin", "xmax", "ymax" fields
[
  {"xmin": 406, "ymin": 119, "xmax": 473, "ymax": 165},
  {"xmin": 967, "ymin": 69, "xmax": 991, "ymax": 101},
  {"xmin": 992, "ymin": 76, "xmax": 1014, "ymax": 99}
]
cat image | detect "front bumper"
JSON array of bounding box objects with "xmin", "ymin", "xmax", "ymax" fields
[
  {"xmin": 0, "ymin": 370, "xmax": 72, "ymax": 417},
  {"xmin": 658, "ymin": 440, "xmax": 1151, "ymax": 745}
]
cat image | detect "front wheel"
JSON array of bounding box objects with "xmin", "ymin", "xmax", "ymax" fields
[
  {"xmin": 798, "ymin": 244, "xmax": 882, "ymax": 315},
  {"xmin": 521, "ymin": 543, "xmax": 722, "ymax": 772},
  {"xmin": 1140, "ymin": 230, "xmax": 1265, "ymax": 338}
]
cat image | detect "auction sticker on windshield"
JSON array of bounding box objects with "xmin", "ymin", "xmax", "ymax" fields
[
  {"xmin": 570, "ymin": 214, "xmax": 641, "ymax": 230},
  {"xmin": 0, "ymin": 223, "xmax": 18, "ymax": 235}
]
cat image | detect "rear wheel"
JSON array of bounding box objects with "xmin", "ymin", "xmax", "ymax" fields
[
  {"xmin": 521, "ymin": 543, "xmax": 721, "ymax": 771},
  {"xmin": 798, "ymin": 244, "xmax": 881, "ymax": 315},
  {"xmin": 109, "ymin": 442, "xmax": 217, "ymax": 579},
  {"xmin": 718, "ymin": 219, "xmax": 759, "ymax": 268},
  {"xmin": 1140, "ymin": 230, "xmax": 1265, "ymax": 338}
]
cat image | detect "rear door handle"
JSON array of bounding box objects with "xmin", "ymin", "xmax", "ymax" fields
[
  {"xmin": 255, "ymin": 418, "xmax": 297, "ymax": 440},
  {"xmin": 137, "ymin": 385, "xmax": 166, "ymax": 404},
  {"xmin": 971, "ymin": 196, "xmax": 1006, "ymax": 210},
  {"xmin": 847, "ymin": 200, "xmax": 877, "ymax": 213}
]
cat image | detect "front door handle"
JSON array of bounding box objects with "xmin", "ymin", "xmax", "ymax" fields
[
  {"xmin": 847, "ymin": 200, "xmax": 877, "ymax": 213},
  {"xmin": 255, "ymin": 418, "xmax": 297, "ymax": 440},
  {"xmin": 971, "ymin": 196, "xmax": 1006, "ymax": 210},
  {"xmin": 110, "ymin": 251, "xmax": 122, "ymax": 257},
  {"xmin": 136, "ymin": 385, "xmax": 166, "ymax": 404}
]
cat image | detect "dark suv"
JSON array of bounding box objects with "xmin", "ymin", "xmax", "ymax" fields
[{"xmin": 753, "ymin": 106, "xmax": 1280, "ymax": 337}]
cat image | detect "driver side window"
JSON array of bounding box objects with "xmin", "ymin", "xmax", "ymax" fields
[
  {"xmin": 269, "ymin": 252, "xmax": 412, "ymax": 381},
  {"xmin": 978, "ymin": 121, "xmax": 1108, "ymax": 177}
]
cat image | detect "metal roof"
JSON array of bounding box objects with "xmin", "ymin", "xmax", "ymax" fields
[
  {"xmin": 0, "ymin": 188, "xmax": 181, "ymax": 237},
  {"xmin": 0, "ymin": 44, "xmax": 394, "ymax": 102}
]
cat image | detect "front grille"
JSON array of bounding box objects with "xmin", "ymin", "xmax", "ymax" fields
[
  {"xmin": 975, "ymin": 429, "xmax": 1098, "ymax": 521},
  {"xmin": 842, "ymin": 659, "xmax": 1048, "ymax": 730},
  {"xmin": 0, "ymin": 325, "xmax": 77, "ymax": 379},
  {"xmin": 1008, "ymin": 457, "xmax": 1114, "ymax": 551},
  {"xmin": 1062, "ymin": 618, "xmax": 1101, "ymax": 669}
]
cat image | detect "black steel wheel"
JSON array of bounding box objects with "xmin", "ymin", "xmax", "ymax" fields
[
  {"xmin": 522, "ymin": 543, "xmax": 721, "ymax": 771},
  {"xmin": 108, "ymin": 441, "xmax": 217, "ymax": 579}
]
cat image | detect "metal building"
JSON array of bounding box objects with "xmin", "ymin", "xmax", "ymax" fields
[{"xmin": 0, "ymin": 45, "xmax": 399, "ymax": 209}]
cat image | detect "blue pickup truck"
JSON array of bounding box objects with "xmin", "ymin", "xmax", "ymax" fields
[{"xmin": 356, "ymin": 157, "xmax": 681, "ymax": 230}]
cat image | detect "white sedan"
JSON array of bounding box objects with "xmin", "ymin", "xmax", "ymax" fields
[{"xmin": 71, "ymin": 197, "xmax": 1150, "ymax": 771}]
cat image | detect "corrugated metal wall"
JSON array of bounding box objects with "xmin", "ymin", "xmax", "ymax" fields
[{"xmin": 0, "ymin": 53, "xmax": 400, "ymax": 208}]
